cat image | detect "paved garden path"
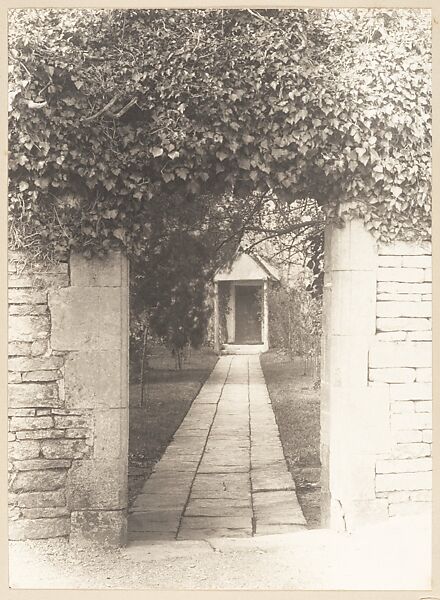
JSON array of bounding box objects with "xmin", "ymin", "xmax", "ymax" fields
[{"xmin": 128, "ymin": 355, "xmax": 306, "ymax": 541}]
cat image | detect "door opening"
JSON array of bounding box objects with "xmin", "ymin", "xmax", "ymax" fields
[{"xmin": 234, "ymin": 285, "xmax": 262, "ymax": 344}]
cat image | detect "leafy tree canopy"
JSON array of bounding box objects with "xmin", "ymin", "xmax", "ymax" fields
[{"xmin": 8, "ymin": 8, "xmax": 431, "ymax": 260}]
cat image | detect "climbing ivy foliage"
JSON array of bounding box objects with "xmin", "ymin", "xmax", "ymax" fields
[{"xmin": 8, "ymin": 8, "xmax": 431, "ymax": 258}]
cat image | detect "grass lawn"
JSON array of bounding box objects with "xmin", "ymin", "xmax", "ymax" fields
[
  {"xmin": 128, "ymin": 345, "xmax": 218, "ymax": 505},
  {"xmin": 260, "ymin": 350, "xmax": 321, "ymax": 528}
]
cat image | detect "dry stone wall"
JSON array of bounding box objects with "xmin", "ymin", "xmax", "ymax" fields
[
  {"xmin": 370, "ymin": 241, "xmax": 432, "ymax": 517},
  {"xmin": 8, "ymin": 251, "xmax": 129, "ymax": 544}
]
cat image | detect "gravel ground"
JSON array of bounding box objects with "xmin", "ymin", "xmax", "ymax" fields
[{"xmin": 9, "ymin": 513, "xmax": 431, "ymax": 590}]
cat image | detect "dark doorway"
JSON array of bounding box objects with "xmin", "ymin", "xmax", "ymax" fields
[{"xmin": 235, "ymin": 285, "xmax": 262, "ymax": 344}]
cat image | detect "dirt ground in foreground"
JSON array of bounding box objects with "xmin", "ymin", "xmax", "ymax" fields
[{"xmin": 9, "ymin": 513, "xmax": 431, "ymax": 590}]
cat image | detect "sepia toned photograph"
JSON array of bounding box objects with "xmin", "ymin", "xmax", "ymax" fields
[{"xmin": 6, "ymin": 5, "xmax": 433, "ymax": 590}]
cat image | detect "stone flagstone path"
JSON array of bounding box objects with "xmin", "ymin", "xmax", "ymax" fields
[{"xmin": 128, "ymin": 355, "xmax": 306, "ymax": 541}]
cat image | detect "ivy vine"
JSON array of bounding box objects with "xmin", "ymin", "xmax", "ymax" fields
[{"xmin": 8, "ymin": 8, "xmax": 431, "ymax": 259}]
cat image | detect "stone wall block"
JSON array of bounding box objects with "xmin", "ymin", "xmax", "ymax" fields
[
  {"xmin": 11, "ymin": 469, "xmax": 67, "ymax": 493},
  {"xmin": 377, "ymin": 268, "xmax": 425, "ymax": 283},
  {"xmin": 97, "ymin": 288, "xmax": 124, "ymax": 349},
  {"xmin": 34, "ymin": 262, "xmax": 69, "ymax": 275},
  {"xmin": 12, "ymin": 459, "xmax": 72, "ymax": 471},
  {"xmin": 8, "ymin": 440, "xmax": 40, "ymax": 460},
  {"xmin": 411, "ymin": 490, "xmax": 432, "ymax": 502},
  {"xmin": 375, "ymin": 331, "xmax": 407, "ymax": 341},
  {"xmin": 50, "ymin": 287, "xmax": 123, "ymax": 351},
  {"xmin": 33, "ymin": 273, "xmax": 70, "ymax": 288},
  {"xmin": 70, "ymin": 251, "xmax": 123, "ymax": 287},
  {"xmin": 67, "ymin": 459, "xmax": 127, "ymax": 511},
  {"xmin": 376, "ymin": 302, "xmax": 431, "ymax": 318},
  {"xmin": 376, "ymin": 457, "xmax": 432, "ymax": 474},
  {"xmin": 9, "ymin": 356, "xmax": 64, "ymax": 372},
  {"xmin": 13, "ymin": 490, "xmax": 66, "ymax": 508},
  {"xmin": 422, "ymin": 430, "xmax": 432, "ymax": 443},
  {"xmin": 9, "ymin": 373, "xmax": 22, "ymax": 383},
  {"xmin": 31, "ymin": 340, "xmax": 49, "ymax": 356},
  {"xmin": 325, "ymin": 219, "xmax": 378, "ymax": 272},
  {"xmin": 378, "ymin": 241, "xmax": 431, "ymax": 256},
  {"xmin": 9, "ymin": 289, "xmax": 47, "ymax": 304},
  {"xmin": 8, "ymin": 342, "xmax": 33, "ymax": 357},
  {"xmin": 328, "ymin": 271, "xmax": 376, "ymax": 336},
  {"xmin": 389, "ymin": 502, "xmax": 431, "ymax": 517},
  {"xmin": 53, "ymin": 414, "xmax": 89, "ymax": 429},
  {"xmin": 21, "ymin": 507, "xmax": 70, "ymax": 519},
  {"xmin": 70, "ymin": 510, "xmax": 127, "ymax": 546},
  {"xmin": 323, "ymin": 336, "xmax": 370, "ymax": 390},
  {"xmin": 64, "ymin": 350, "xmax": 123, "ymax": 409},
  {"xmin": 389, "ymin": 382, "xmax": 432, "ymax": 401},
  {"xmin": 402, "ymin": 255, "xmax": 431, "ymax": 269},
  {"xmin": 378, "ymin": 256, "xmax": 402, "ymax": 267},
  {"xmin": 377, "ymin": 318, "xmax": 431, "ymax": 332},
  {"xmin": 9, "ymin": 416, "xmax": 53, "ymax": 431},
  {"xmin": 8, "ymin": 408, "xmax": 36, "ymax": 417},
  {"xmin": 22, "ymin": 370, "xmax": 62, "ymax": 382},
  {"xmin": 9, "ymin": 517, "xmax": 70, "ymax": 540},
  {"xmin": 40, "ymin": 439, "xmax": 90, "ymax": 460},
  {"xmin": 369, "ymin": 368, "xmax": 415, "ymax": 383},
  {"xmin": 392, "ymin": 443, "xmax": 431, "ymax": 459},
  {"xmin": 376, "ymin": 471, "xmax": 432, "ymax": 492},
  {"xmin": 391, "ymin": 412, "xmax": 432, "ymax": 431},
  {"xmin": 390, "ymin": 401, "xmax": 415, "ymax": 414},
  {"xmin": 330, "ymin": 452, "xmax": 377, "ymax": 500},
  {"xmin": 407, "ymin": 331, "xmax": 432, "ymax": 341},
  {"xmin": 377, "ymin": 282, "xmax": 431, "ymax": 294},
  {"xmin": 369, "ymin": 341, "xmax": 432, "ymax": 368},
  {"xmin": 414, "ymin": 401, "xmax": 432, "ymax": 413},
  {"xmin": 94, "ymin": 409, "xmax": 128, "ymax": 459},
  {"xmin": 49, "ymin": 287, "xmax": 100, "ymax": 351},
  {"xmin": 343, "ymin": 499, "xmax": 389, "ymax": 531},
  {"xmin": 394, "ymin": 430, "xmax": 423, "ymax": 444},
  {"xmin": 9, "ymin": 305, "xmax": 48, "ymax": 316},
  {"xmin": 377, "ymin": 293, "xmax": 421, "ymax": 302},
  {"xmin": 16, "ymin": 429, "xmax": 65, "ymax": 440},
  {"xmin": 416, "ymin": 368, "xmax": 432, "ymax": 383},
  {"xmin": 9, "ymin": 315, "xmax": 50, "ymax": 342}
]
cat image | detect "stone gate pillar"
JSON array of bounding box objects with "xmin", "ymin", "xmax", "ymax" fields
[
  {"xmin": 321, "ymin": 219, "xmax": 389, "ymax": 531},
  {"xmin": 49, "ymin": 250, "xmax": 129, "ymax": 545}
]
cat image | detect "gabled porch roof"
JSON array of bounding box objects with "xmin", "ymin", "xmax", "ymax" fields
[{"xmin": 214, "ymin": 252, "xmax": 280, "ymax": 282}]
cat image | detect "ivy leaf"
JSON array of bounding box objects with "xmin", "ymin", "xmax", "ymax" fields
[
  {"xmin": 216, "ymin": 150, "xmax": 228, "ymax": 161},
  {"xmin": 162, "ymin": 171, "xmax": 175, "ymax": 183},
  {"xmin": 151, "ymin": 147, "xmax": 164, "ymax": 158},
  {"xmin": 238, "ymin": 157, "xmax": 251, "ymax": 170},
  {"xmin": 113, "ymin": 228, "xmax": 125, "ymax": 241},
  {"xmin": 176, "ymin": 168, "xmax": 189, "ymax": 180},
  {"xmin": 103, "ymin": 209, "xmax": 118, "ymax": 219}
]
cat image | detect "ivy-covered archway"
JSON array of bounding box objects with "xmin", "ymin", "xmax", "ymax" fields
[{"xmin": 8, "ymin": 8, "xmax": 432, "ymax": 542}]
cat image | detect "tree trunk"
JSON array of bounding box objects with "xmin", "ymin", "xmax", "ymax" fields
[{"xmin": 140, "ymin": 322, "xmax": 148, "ymax": 407}]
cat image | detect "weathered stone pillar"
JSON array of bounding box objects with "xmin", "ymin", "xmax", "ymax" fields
[
  {"xmin": 48, "ymin": 250, "xmax": 129, "ymax": 545},
  {"xmin": 321, "ymin": 219, "xmax": 389, "ymax": 531},
  {"xmin": 213, "ymin": 282, "xmax": 220, "ymax": 353}
]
